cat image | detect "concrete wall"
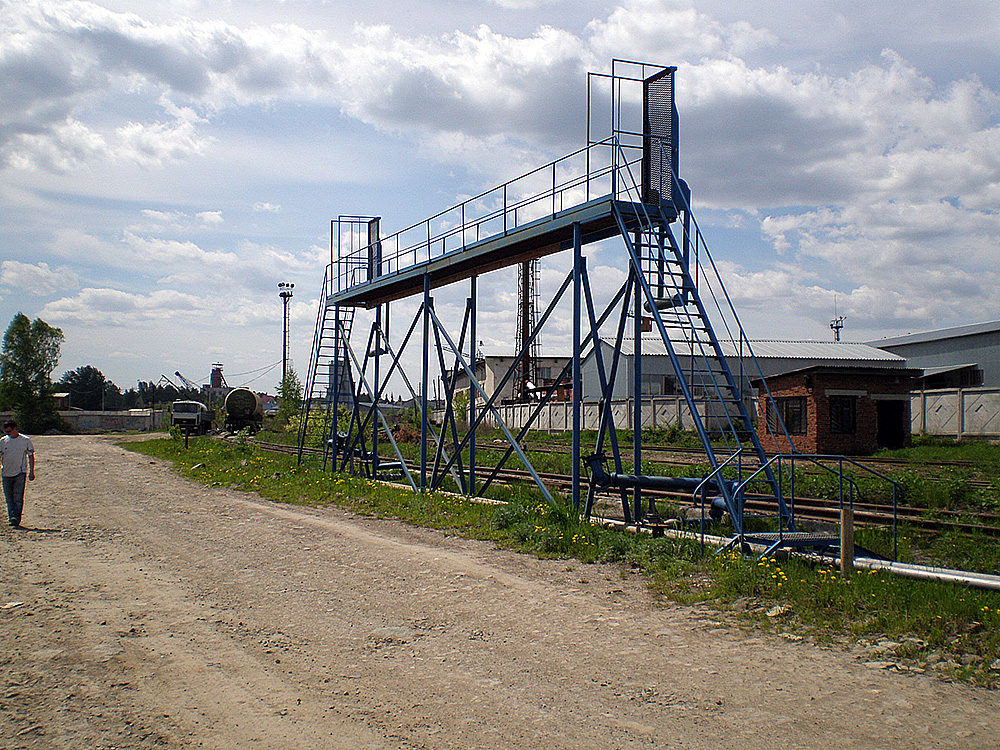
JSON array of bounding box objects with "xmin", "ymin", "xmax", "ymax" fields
[
  {"xmin": 439, "ymin": 389, "xmax": 1000, "ymax": 441},
  {"xmin": 0, "ymin": 410, "xmax": 166, "ymax": 433},
  {"xmin": 484, "ymin": 397, "xmax": 700, "ymax": 432},
  {"xmin": 912, "ymin": 388, "xmax": 1000, "ymax": 437}
]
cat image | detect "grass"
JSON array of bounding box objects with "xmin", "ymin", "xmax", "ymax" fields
[
  {"xmin": 123, "ymin": 434, "xmax": 1000, "ymax": 688},
  {"xmin": 257, "ymin": 422, "xmax": 1000, "ymax": 573}
]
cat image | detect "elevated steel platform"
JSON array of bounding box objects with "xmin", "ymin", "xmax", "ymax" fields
[
  {"xmin": 331, "ymin": 196, "xmax": 629, "ymax": 309},
  {"xmin": 298, "ymin": 60, "xmax": 904, "ymax": 566},
  {"xmin": 330, "ymin": 197, "xmax": 670, "ymax": 309}
]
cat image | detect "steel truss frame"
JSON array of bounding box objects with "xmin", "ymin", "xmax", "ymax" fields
[{"xmin": 298, "ymin": 60, "xmax": 904, "ymax": 557}]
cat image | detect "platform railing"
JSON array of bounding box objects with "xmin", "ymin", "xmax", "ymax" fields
[
  {"xmin": 735, "ymin": 454, "xmax": 903, "ymax": 560},
  {"xmin": 332, "ymin": 137, "xmax": 644, "ymax": 295}
]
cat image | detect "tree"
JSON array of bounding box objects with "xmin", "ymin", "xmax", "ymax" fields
[
  {"xmin": 0, "ymin": 313, "xmax": 64, "ymax": 432},
  {"xmin": 58, "ymin": 365, "xmax": 123, "ymax": 411},
  {"xmin": 276, "ymin": 367, "xmax": 303, "ymax": 425}
]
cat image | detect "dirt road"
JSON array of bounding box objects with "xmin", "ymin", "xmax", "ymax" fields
[{"xmin": 1, "ymin": 435, "xmax": 997, "ymax": 749}]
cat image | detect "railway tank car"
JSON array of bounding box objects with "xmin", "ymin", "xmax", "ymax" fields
[{"xmin": 223, "ymin": 388, "xmax": 264, "ymax": 433}]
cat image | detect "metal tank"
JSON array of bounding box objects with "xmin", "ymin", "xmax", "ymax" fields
[{"xmin": 223, "ymin": 388, "xmax": 263, "ymax": 433}]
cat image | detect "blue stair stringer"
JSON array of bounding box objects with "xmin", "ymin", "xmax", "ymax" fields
[{"xmin": 606, "ymin": 148, "xmax": 793, "ymax": 537}]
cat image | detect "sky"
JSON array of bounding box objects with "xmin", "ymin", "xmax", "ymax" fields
[{"xmin": 2, "ymin": 0, "xmax": 999, "ymax": 394}]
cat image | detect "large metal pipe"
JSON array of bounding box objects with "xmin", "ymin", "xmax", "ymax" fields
[
  {"xmin": 592, "ymin": 517, "xmax": 1000, "ymax": 593},
  {"xmin": 585, "ymin": 453, "xmax": 733, "ymax": 494},
  {"xmin": 585, "ymin": 453, "xmax": 731, "ymax": 519}
]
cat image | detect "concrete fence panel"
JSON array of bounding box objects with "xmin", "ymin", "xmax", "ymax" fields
[{"xmin": 912, "ymin": 388, "xmax": 1000, "ymax": 437}]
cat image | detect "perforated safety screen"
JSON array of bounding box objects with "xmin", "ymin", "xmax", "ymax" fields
[{"xmin": 642, "ymin": 68, "xmax": 678, "ymax": 206}]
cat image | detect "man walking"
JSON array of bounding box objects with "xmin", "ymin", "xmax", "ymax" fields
[{"xmin": 1, "ymin": 420, "xmax": 35, "ymax": 528}]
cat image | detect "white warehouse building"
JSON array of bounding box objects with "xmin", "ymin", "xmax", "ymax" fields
[
  {"xmin": 581, "ymin": 337, "xmax": 908, "ymax": 401},
  {"xmin": 868, "ymin": 320, "xmax": 1000, "ymax": 389}
]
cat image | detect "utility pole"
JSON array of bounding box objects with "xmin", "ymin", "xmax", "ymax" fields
[
  {"xmin": 831, "ymin": 295, "xmax": 846, "ymax": 342},
  {"xmin": 278, "ymin": 282, "xmax": 294, "ymax": 383},
  {"xmin": 830, "ymin": 315, "xmax": 846, "ymax": 342}
]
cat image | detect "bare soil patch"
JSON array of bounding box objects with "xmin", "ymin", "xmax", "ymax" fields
[{"xmin": 1, "ymin": 435, "xmax": 996, "ymax": 748}]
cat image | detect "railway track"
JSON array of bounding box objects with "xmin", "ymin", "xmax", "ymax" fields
[
  {"xmin": 509, "ymin": 442, "xmax": 995, "ymax": 490},
  {"xmin": 251, "ymin": 438, "xmax": 1000, "ymax": 537}
]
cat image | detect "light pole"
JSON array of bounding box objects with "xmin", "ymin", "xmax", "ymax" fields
[{"xmin": 278, "ymin": 282, "xmax": 294, "ymax": 384}]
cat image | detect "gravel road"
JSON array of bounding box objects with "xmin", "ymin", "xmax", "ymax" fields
[{"xmin": 1, "ymin": 435, "xmax": 997, "ymax": 749}]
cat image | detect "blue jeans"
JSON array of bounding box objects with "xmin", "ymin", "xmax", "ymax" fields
[{"xmin": 3, "ymin": 473, "xmax": 26, "ymax": 526}]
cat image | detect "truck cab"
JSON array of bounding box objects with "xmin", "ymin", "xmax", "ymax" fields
[{"xmin": 170, "ymin": 400, "xmax": 213, "ymax": 435}]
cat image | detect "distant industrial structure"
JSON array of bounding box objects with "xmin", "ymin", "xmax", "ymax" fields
[
  {"xmin": 582, "ymin": 338, "xmax": 907, "ymax": 401},
  {"xmin": 869, "ymin": 320, "xmax": 1000, "ymax": 389}
]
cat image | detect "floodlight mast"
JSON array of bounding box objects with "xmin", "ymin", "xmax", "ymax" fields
[{"xmin": 278, "ymin": 282, "xmax": 295, "ymax": 383}]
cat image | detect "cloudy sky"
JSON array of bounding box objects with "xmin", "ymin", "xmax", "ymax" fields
[{"xmin": 2, "ymin": 0, "xmax": 998, "ymax": 393}]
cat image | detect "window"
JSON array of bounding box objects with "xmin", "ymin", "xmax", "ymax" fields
[
  {"xmin": 640, "ymin": 374, "xmax": 680, "ymax": 396},
  {"xmin": 829, "ymin": 395, "xmax": 857, "ymax": 434},
  {"xmin": 641, "ymin": 373, "xmax": 663, "ymax": 395},
  {"xmin": 768, "ymin": 396, "xmax": 807, "ymax": 435}
]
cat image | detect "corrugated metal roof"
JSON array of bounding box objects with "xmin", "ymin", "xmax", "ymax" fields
[
  {"xmin": 918, "ymin": 363, "xmax": 979, "ymax": 377},
  {"xmin": 608, "ymin": 337, "xmax": 906, "ymax": 362},
  {"xmin": 867, "ymin": 320, "xmax": 1000, "ymax": 348}
]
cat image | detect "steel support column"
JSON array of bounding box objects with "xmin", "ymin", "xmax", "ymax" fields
[
  {"xmin": 421, "ymin": 274, "xmax": 430, "ymax": 492},
  {"xmin": 469, "ymin": 276, "xmax": 477, "ymax": 496},
  {"xmin": 632, "ymin": 245, "xmax": 643, "ymax": 524},
  {"xmin": 572, "ymin": 222, "xmax": 583, "ymax": 509}
]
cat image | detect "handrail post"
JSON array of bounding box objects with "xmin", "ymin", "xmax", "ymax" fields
[
  {"xmin": 693, "ymin": 449, "xmax": 743, "ymax": 542},
  {"xmin": 552, "ymin": 162, "xmax": 557, "ymax": 218},
  {"xmin": 840, "ymin": 503, "xmax": 855, "ymax": 577},
  {"xmin": 503, "ymin": 184, "xmax": 508, "ymax": 234}
]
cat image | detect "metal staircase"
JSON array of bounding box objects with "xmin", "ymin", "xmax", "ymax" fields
[
  {"xmin": 297, "ymin": 267, "xmax": 355, "ymax": 467},
  {"xmin": 619, "ymin": 199, "xmax": 761, "ymax": 451},
  {"xmin": 588, "ymin": 134, "xmax": 794, "ymax": 534}
]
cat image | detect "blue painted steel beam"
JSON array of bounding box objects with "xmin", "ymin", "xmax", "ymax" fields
[
  {"xmin": 329, "ymin": 197, "xmax": 644, "ymax": 309},
  {"xmin": 425, "ymin": 305, "xmax": 554, "ymax": 505},
  {"xmin": 572, "ymin": 222, "xmax": 582, "ymax": 510}
]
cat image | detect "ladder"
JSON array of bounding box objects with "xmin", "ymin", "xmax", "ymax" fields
[
  {"xmin": 608, "ymin": 170, "xmax": 792, "ymax": 533},
  {"xmin": 297, "ymin": 267, "xmax": 356, "ymax": 467}
]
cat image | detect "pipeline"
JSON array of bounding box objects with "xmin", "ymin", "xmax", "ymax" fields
[
  {"xmin": 591, "ymin": 516, "xmax": 1000, "ymax": 593},
  {"xmin": 584, "ymin": 453, "xmax": 730, "ymax": 519}
]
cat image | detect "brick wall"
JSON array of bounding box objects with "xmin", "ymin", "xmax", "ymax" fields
[{"xmin": 757, "ymin": 369, "xmax": 913, "ymax": 455}]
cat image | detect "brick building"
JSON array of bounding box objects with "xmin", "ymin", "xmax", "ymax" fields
[{"xmin": 754, "ymin": 366, "xmax": 922, "ymax": 455}]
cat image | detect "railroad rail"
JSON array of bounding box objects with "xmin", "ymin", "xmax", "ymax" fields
[
  {"xmin": 511, "ymin": 442, "xmax": 995, "ymax": 490},
  {"xmin": 249, "ymin": 438, "xmax": 1000, "ymax": 537}
]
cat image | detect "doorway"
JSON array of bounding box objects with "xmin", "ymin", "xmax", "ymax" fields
[{"xmin": 876, "ymin": 400, "xmax": 907, "ymax": 450}]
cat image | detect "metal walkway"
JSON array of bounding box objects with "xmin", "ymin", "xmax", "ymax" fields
[{"xmin": 298, "ymin": 59, "xmax": 901, "ymax": 558}]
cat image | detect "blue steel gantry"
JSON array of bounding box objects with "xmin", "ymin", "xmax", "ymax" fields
[{"xmin": 298, "ymin": 60, "xmax": 899, "ymax": 555}]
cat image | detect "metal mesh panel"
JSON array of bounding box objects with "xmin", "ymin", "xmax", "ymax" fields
[{"xmin": 643, "ymin": 68, "xmax": 678, "ymax": 205}]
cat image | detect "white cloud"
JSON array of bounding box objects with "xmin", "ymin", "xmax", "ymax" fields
[
  {"xmin": 587, "ymin": 0, "xmax": 777, "ymax": 61},
  {"xmin": 197, "ymin": 210, "xmax": 222, "ymax": 224},
  {"xmin": 253, "ymin": 202, "xmax": 281, "ymax": 213},
  {"xmin": 41, "ymin": 287, "xmax": 206, "ymax": 326},
  {"xmin": 121, "ymin": 231, "xmax": 236, "ymax": 265},
  {"xmin": 2, "ymin": 118, "xmax": 108, "ymax": 172},
  {"xmin": 486, "ymin": 0, "xmax": 560, "ymax": 8},
  {"xmin": 0, "ymin": 261, "xmax": 80, "ymax": 295},
  {"xmin": 115, "ymin": 115, "xmax": 211, "ymax": 167}
]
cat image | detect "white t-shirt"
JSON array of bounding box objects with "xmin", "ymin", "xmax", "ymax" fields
[{"xmin": 0, "ymin": 434, "xmax": 34, "ymax": 477}]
